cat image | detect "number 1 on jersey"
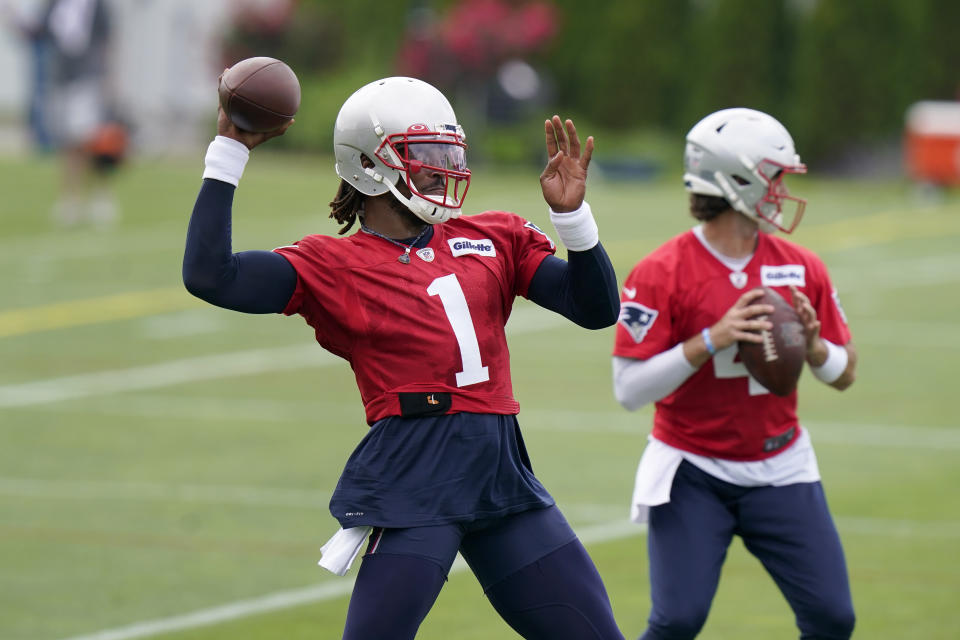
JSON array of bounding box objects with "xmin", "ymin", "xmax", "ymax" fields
[{"xmin": 428, "ymin": 274, "xmax": 490, "ymax": 387}]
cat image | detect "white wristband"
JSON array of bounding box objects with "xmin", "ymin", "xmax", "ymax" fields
[
  {"xmin": 549, "ymin": 200, "xmax": 599, "ymax": 251},
  {"xmin": 202, "ymin": 135, "xmax": 250, "ymax": 186},
  {"xmin": 810, "ymin": 339, "xmax": 848, "ymax": 384}
]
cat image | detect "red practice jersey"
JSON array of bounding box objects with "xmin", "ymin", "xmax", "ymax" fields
[
  {"xmin": 613, "ymin": 229, "xmax": 851, "ymax": 461},
  {"xmin": 275, "ymin": 212, "xmax": 556, "ymax": 424}
]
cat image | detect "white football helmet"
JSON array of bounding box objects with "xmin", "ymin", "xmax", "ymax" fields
[
  {"xmin": 683, "ymin": 108, "xmax": 807, "ymax": 233},
  {"xmin": 333, "ymin": 77, "xmax": 470, "ymax": 224}
]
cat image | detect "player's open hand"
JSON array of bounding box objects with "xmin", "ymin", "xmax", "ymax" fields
[
  {"xmin": 540, "ymin": 116, "xmax": 593, "ymax": 212},
  {"xmin": 216, "ymin": 105, "xmax": 293, "ymax": 150}
]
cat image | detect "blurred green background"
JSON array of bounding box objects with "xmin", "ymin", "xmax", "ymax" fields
[
  {"xmin": 1, "ymin": 1, "xmax": 959, "ymax": 639},
  {"xmin": 227, "ymin": 0, "xmax": 960, "ymax": 171},
  {"xmin": 1, "ymin": 153, "xmax": 959, "ymax": 640}
]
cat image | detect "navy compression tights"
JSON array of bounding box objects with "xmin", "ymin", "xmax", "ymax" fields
[{"xmin": 342, "ymin": 540, "xmax": 624, "ymax": 640}]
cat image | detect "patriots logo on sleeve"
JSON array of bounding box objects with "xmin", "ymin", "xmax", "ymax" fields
[
  {"xmin": 619, "ymin": 302, "xmax": 659, "ymax": 343},
  {"xmin": 523, "ymin": 221, "xmax": 555, "ymax": 249}
]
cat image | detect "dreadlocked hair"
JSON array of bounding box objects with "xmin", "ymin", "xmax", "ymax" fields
[
  {"xmin": 689, "ymin": 194, "xmax": 733, "ymax": 222},
  {"xmin": 329, "ymin": 179, "xmax": 365, "ymax": 235}
]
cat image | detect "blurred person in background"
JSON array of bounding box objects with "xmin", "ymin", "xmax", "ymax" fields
[
  {"xmin": 438, "ymin": 0, "xmax": 557, "ymax": 79},
  {"xmin": 612, "ymin": 108, "xmax": 857, "ymax": 640},
  {"xmin": 32, "ymin": 0, "xmax": 123, "ymax": 228},
  {"xmin": 2, "ymin": 0, "xmax": 54, "ymax": 149},
  {"xmin": 183, "ymin": 76, "xmax": 625, "ymax": 639},
  {"xmin": 396, "ymin": 0, "xmax": 557, "ymax": 159}
]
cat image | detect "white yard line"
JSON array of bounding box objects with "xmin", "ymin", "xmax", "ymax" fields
[
  {"xmin": 3, "ymin": 309, "xmax": 956, "ymax": 412},
  {"xmin": 0, "ymin": 417, "xmax": 954, "ymax": 514},
  {"xmin": 12, "ymin": 390, "xmax": 960, "ymax": 453},
  {"xmin": 1, "ymin": 296, "xmax": 954, "ymax": 640},
  {"xmin": 0, "ymin": 306, "xmax": 565, "ymax": 408},
  {"xmin": 804, "ymin": 421, "xmax": 960, "ymax": 450},
  {"xmin": 0, "ymin": 344, "xmax": 333, "ymax": 408},
  {"xmin": 523, "ymin": 410, "xmax": 960, "ymax": 451},
  {"xmin": 15, "ymin": 392, "xmax": 960, "ymax": 452},
  {"xmin": 54, "ymin": 513, "xmax": 959, "ymax": 640},
  {"xmin": 0, "ymin": 476, "xmax": 330, "ymax": 508},
  {"xmin": 837, "ymin": 516, "xmax": 960, "ymax": 540},
  {"xmin": 19, "ymin": 392, "xmax": 357, "ymax": 422},
  {"xmin": 0, "ymin": 417, "xmax": 954, "ymax": 508},
  {"xmin": 55, "ymin": 581, "xmax": 358, "ymax": 640},
  {"xmin": 55, "ymin": 519, "xmax": 641, "ymax": 640}
]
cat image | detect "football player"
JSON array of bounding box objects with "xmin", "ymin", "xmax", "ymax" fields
[
  {"xmin": 183, "ymin": 77, "xmax": 624, "ymax": 639},
  {"xmin": 612, "ymin": 108, "xmax": 857, "ymax": 640}
]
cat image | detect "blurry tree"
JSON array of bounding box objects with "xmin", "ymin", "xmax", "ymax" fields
[
  {"xmin": 681, "ymin": 0, "xmax": 796, "ymax": 131},
  {"xmin": 547, "ymin": 0, "xmax": 692, "ymax": 131},
  {"xmin": 542, "ymin": 0, "xmax": 959, "ymax": 166},
  {"xmin": 923, "ymin": 0, "xmax": 960, "ymax": 100},
  {"xmin": 219, "ymin": 0, "xmax": 409, "ymax": 151},
  {"xmin": 788, "ymin": 0, "xmax": 928, "ymax": 162},
  {"xmin": 222, "ymin": 0, "xmax": 340, "ymax": 73},
  {"xmin": 220, "ymin": 0, "xmax": 960, "ymax": 166}
]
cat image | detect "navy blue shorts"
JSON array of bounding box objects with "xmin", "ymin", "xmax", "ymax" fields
[
  {"xmin": 331, "ymin": 412, "xmax": 554, "ymax": 529},
  {"xmin": 362, "ymin": 504, "xmax": 577, "ymax": 590}
]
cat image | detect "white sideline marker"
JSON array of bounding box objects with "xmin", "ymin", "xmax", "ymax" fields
[
  {"xmin": 57, "ymin": 519, "xmax": 643, "ymax": 640},
  {"xmin": 0, "ymin": 345, "xmax": 332, "ymax": 409},
  {"xmin": 0, "ymin": 306, "xmax": 565, "ymax": 409},
  {"xmin": 55, "ymin": 511, "xmax": 960, "ymax": 640}
]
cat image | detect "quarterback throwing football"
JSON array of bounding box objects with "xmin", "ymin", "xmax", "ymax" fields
[
  {"xmin": 612, "ymin": 108, "xmax": 858, "ymax": 639},
  {"xmin": 183, "ymin": 77, "xmax": 624, "ymax": 639}
]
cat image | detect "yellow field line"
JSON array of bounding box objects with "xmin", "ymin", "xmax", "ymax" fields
[
  {"xmin": 0, "ymin": 287, "xmax": 201, "ymax": 339},
  {"xmin": 795, "ymin": 203, "xmax": 960, "ymax": 251},
  {"xmin": 2, "ymin": 204, "xmax": 957, "ymax": 340}
]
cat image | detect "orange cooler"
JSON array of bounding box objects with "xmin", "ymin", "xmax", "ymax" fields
[{"xmin": 905, "ymin": 101, "xmax": 960, "ymax": 185}]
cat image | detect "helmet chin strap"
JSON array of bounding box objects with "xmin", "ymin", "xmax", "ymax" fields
[{"xmin": 363, "ymin": 166, "xmax": 462, "ymax": 224}]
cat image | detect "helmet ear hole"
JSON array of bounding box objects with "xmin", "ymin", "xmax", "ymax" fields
[
  {"xmin": 360, "ymin": 154, "xmax": 375, "ymax": 169},
  {"xmin": 732, "ymin": 175, "xmax": 751, "ymax": 186}
]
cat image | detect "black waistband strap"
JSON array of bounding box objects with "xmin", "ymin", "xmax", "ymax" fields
[{"xmin": 398, "ymin": 392, "xmax": 452, "ymax": 417}]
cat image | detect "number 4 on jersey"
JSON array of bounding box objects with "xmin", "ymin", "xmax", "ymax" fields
[
  {"xmin": 427, "ymin": 274, "xmax": 490, "ymax": 387},
  {"xmin": 712, "ymin": 345, "xmax": 770, "ymax": 396}
]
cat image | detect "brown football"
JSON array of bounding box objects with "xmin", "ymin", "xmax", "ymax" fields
[
  {"xmin": 737, "ymin": 287, "xmax": 806, "ymax": 396},
  {"xmin": 218, "ymin": 57, "xmax": 300, "ymax": 133}
]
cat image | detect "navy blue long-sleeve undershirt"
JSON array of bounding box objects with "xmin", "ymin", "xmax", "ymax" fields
[{"xmin": 183, "ymin": 179, "xmax": 619, "ymax": 329}]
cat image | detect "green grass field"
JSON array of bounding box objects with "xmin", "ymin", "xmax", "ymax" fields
[{"xmin": 1, "ymin": 149, "xmax": 958, "ymax": 640}]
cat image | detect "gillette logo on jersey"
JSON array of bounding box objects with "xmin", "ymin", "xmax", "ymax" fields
[
  {"xmin": 448, "ymin": 237, "xmax": 497, "ymax": 257},
  {"xmin": 761, "ymin": 264, "xmax": 806, "ymax": 287}
]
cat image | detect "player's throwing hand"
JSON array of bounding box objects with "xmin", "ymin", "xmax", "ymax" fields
[
  {"xmin": 217, "ymin": 105, "xmax": 293, "ymax": 150},
  {"xmin": 540, "ymin": 116, "xmax": 594, "ymax": 213}
]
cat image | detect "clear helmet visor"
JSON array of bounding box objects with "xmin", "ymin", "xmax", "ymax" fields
[
  {"xmin": 377, "ymin": 132, "xmax": 471, "ymax": 209},
  {"xmin": 407, "ymin": 142, "xmax": 467, "ymax": 172}
]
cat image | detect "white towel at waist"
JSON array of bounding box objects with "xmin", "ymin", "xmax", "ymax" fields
[{"xmin": 318, "ymin": 526, "xmax": 373, "ymax": 576}]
